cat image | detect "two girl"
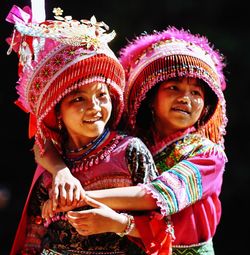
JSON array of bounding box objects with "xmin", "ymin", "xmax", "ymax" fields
[{"xmin": 37, "ymin": 27, "xmax": 228, "ymax": 255}]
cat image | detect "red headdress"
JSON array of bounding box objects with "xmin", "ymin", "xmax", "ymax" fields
[
  {"xmin": 119, "ymin": 26, "xmax": 227, "ymax": 145},
  {"xmin": 6, "ymin": 1, "xmax": 125, "ymax": 154}
]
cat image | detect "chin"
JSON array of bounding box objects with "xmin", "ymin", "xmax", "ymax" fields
[{"xmin": 87, "ymin": 124, "xmax": 106, "ymax": 136}]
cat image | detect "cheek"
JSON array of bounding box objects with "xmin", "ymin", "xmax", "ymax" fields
[
  {"xmin": 194, "ymin": 98, "xmax": 204, "ymax": 111},
  {"xmin": 104, "ymin": 101, "xmax": 112, "ymax": 117},
  {"xmin": 193, "ymin": 98, "xmax": 205, "ymax": 119},
  {"xmin": 154, "ymin": 93, "xmax": 170, "ymax": 110},
  {"xmin": 60, "ymin": 105, "xmax": 79, "ymax": 123}
]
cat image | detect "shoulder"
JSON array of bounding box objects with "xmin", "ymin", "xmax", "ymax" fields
[
  {"xmin": 108, "ymin": 131, "xmax": 150, "ymax": 155},
  {"xmin": 181, "ymin": 133, "xmax": 227, "ymax": 161},
  {"xmin": 125, "ymin": 136, "xmax": 151, "ymax": 153}
]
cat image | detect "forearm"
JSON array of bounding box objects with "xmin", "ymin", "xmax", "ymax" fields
[
  {"xmin": 33, "ymin": 141, "xmax": 66, "ymax": 175},
  {"xmin": 86, "ymin": 186, "xmax": 158, "ymax": 211}
]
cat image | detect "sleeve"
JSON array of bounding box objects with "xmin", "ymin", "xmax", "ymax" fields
[
  {"xmin": 140, "ymin": 143, "xmax": 227, "ymax": 217},
  {"xmin": 11, "ymin": 166, "xmax": 48, "ymax": 255},
  {"xmin": 125, "ymin": 138, "xmax": 173, "ymax": 255},
  {"xmin": 125, "ymin": 137, "xmax": 159, "ymax": 184}
]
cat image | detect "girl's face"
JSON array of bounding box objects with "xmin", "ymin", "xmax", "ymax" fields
[
  {"xmin": 152, "ymin": 77, "xmax": 205, "ymax": 137},
  {"xmin": 58, "ymin": 82, "xmax": 112, "ymax": 148}
]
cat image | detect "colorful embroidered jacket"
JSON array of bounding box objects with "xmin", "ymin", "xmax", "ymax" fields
[
  {"xmin": 10, "ymin": 131, "xmax": 158, "ymax": 255},
  {"xmin": 142, "ymin": 131, "xmax": 227, "ymax": 247}
]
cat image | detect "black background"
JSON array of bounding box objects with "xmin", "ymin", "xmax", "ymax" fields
[{"xmin": 0, "ymin": 0, "xmax": 249, "ymax": 254}]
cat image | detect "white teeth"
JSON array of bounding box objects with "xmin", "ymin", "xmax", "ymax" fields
[
  {"xmin": 173, "ymin": 107, "xmax": 190, "ymax": 114},
  {"xmin": 84, "ymin": 117, "xmax": 101, "ymax": 122}
]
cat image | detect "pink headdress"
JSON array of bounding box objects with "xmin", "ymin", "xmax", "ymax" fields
[
  {"xmin": 120, "ymin": 26, "xmax": 227, "ymax": 145},
  {"xmin": 6, "ymin": 1, "xmax": 125, "ymax": 154}
]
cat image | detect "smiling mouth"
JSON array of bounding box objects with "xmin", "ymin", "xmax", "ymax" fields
[
  {"xmin": 83, "ymin": 117, "xmax": 102, "ymax": 123},
  {"xmin": 172, "ymin": 107, "xmax": 191, "ymax": 114}
]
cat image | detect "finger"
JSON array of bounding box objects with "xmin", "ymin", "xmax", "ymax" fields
[
  {"xmin": 76, "ymin": 199, "xmax": 86, "ymax": 208},
  {"xmin": 71, "ymin": 198, "xmax": 78, "ymax": 209},
  {"xmin": 74, "ymin": 187, "xmax": 81, "ymax": 202},
  {"xmin": 41, "ymin": 202, "xmax": 46, "ymax": 219},
  {"xmin": 49, "ymin": 200, "xmax": 55, "ymax": 218},
  {"xmin": 69, "ymin": 219, "xmax": 88, "ymax": 228},
  {"xmin": 46, "ymin": 200, "xmax": 54, "ymax": 218},
  {"xmin": 44, "ymin": 202, "xmax": 51, "ymax": 220},
  {"xmin": 59, "ymin": 185, "xmax": 67, "ymax": 206},
  {"xmin": 42, "ymin": 201, "xmax": 50, "ymax": 220},
  {"xmin": 68, "ymin": 215, "xmax": 89, "ymax": 227},
  {"xmin": 66, "ymin": 186, "xmax": 74, "ymax": 206},
  {"xmin": 67, "ymin": 210, "xmax": 90, "ymax": 220},
  {"xmin": 76, "ymin": 229, "xmax": 89, "ymax": 236},
  {"xmin": 52, "ymin": 185, "xmax": 59, "ymax": 210},
  {"xmin": 84, "ymin": 196, "xmax": 103, "ymax": 208},
  {"xmin": 80, "ymin": 188, "xmax": 85, "ymax": 200}
]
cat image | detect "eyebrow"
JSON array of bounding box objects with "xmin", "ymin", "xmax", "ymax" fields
[
  {"xmin": 68, "ymin": 85, "xmax": 107, "ymax": 96},
  {"xmin": 68, "ymin": 89, "xmax": 83, "ymax": 96}
]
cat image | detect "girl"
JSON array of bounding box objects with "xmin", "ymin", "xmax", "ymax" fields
[
  {"xmin": 6, "ymin": 3, "xmax": 158, "ymax": 255},
  {"xmin": 35, "ymin": 27, "xmax": 228, "ymax": 255}
]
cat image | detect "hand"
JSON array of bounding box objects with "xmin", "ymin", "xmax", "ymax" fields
[
  {"xmin": 41, "ymin": 199, "xmax": 54, "ymax": 220},
  {"xmin": 41, "ymin": 198, "xmax": 87, "ymax": 220},
  {"xmin": 67, "ymin": 196, "xmax": 127, "ymax": 236},
  {"xmin": 51, "ymin": 168, "xmax": 85, "ymax": 210},
  {"xmin": 33, "ymin": 142, "xmax": 85, "ymax": 210}
]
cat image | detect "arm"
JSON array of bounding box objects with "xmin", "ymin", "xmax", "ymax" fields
[
  {"xmin": 87, "ymin": 140, "xmax": 226, "ymax": 215},
  {"xmin": 40, "ymin": 143, "xmax": 226, "ymax": 214},
  {"xmin": 35, "ymin": 138, "xmax": 159, "ymax": 212},
  {"xmin": 33, "ymin": 141, "xmax": 85, "ymax": 210},
  {"xmin": 67, "ymin": 196, "xmax": 140, "ymax": 238},
  {"xmin": 86, "ymin": 186, "xmax": 158, "ymax": 210},
  {"xmin": 139, "ymin": 144, "xmax": 227, "ymax": 217}
]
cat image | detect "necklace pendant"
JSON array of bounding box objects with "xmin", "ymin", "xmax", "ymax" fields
[
  {"xmin": 84, "ymin": 163, "xmax": 89, "ymax": 171},
  {"xmin": 94, "ymin": 157, "xmax": 99, "ymax": 165},
  {"xmin": 89, "ymin": 158, "xmax": 94, "ymax": 167}
]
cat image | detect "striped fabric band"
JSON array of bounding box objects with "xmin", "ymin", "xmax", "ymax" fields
[
  {"xmin": 172, "ymin": 239, "xmax": 214, "ymax": 255},
  {"xmin": 151, "ymin": 160, "xmax": 202, "ymax": 215}
]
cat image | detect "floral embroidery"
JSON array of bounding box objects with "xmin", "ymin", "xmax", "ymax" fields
[{"xmin": 154, "ymin": 133, "xmax": 219, "ymax": 173}]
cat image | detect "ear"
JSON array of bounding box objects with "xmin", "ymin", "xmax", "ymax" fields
[
  {"xmin": 202, "ymin": 106, "xmax": 209, "ymax": 117},
  {"xmin": 199, "ymin": 105, "xmax": 209, "ymax": 126}
]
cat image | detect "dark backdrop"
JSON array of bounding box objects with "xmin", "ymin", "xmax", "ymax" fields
[{"xmin": 0, "ymin": 1, "xmax": 249, "ymax": 254}]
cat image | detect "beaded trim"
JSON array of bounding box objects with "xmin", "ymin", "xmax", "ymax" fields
[
  {"xmin": 43, "ymin": 213, "xmax": 68, "ymax": 228},
  {"xmin": 42, "ymin": 248, "xmax": 127, "ymax": 255},
  {"xmin": 63, "ymin": 128, "xmax": 109, "ymax": 157},
  {"xmin": 172, "ymin": 239, "xmax": 214, "ymax": 255},
  {"xmin": 64, "ymin": 133, "xmax": 125, "ymax": 173}
]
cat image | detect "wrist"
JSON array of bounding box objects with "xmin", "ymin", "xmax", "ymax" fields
[
  {"xmin": 52, "ymin": 166, "xmax": 71, "ymax": 177},
  {"xmin": 116, "ymin": 213, "xmax": 135, "ymax": 237}
]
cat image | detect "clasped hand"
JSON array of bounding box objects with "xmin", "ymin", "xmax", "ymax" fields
[{"xmin": 42, "ymin": 196, "xmax": 127, "ymax": 236}]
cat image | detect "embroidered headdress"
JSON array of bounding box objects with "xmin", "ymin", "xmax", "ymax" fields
[
  {"xmin": 6, "ymin": 1, "xmax": 125, "ymax": 154},
  {"xmin": 120, "ymin": 26, "xmax": 227, "ymax": 145}
]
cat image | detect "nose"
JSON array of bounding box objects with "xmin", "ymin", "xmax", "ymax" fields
[
  {"xmin": 177, "ymin": 95, "xmax": 191, "ymax": 104},
  {"xmin": 87, "ymin": 97, "xmax": 101, "ymax": 111}
]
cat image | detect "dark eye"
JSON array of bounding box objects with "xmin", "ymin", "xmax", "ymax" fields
[
  {"xmin": 163, "ymin": 85, "xmax": 178, "ymax": 91},
  {"xmin": 99, "ymin": 91, "xmax": 108, "ymax": 98},
  {"xmin": 191, "ymin": 90, "xmax": 202, "ymax": 96},
  {"xmin": 71, "ymin": 96, "xmax": 84, "ymax": 103},
  {"xmin": 169, "ymin": 85, "xmax": 177, "ymax": 90}
]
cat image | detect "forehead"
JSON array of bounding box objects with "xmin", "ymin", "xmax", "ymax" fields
[
  {"xmin": 69, "ymin": 82, "xmax": 109, "ymax": 95},
  {"xmin": 161, "ymin": 77, "xmax": 204, "ymax": 88}
]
